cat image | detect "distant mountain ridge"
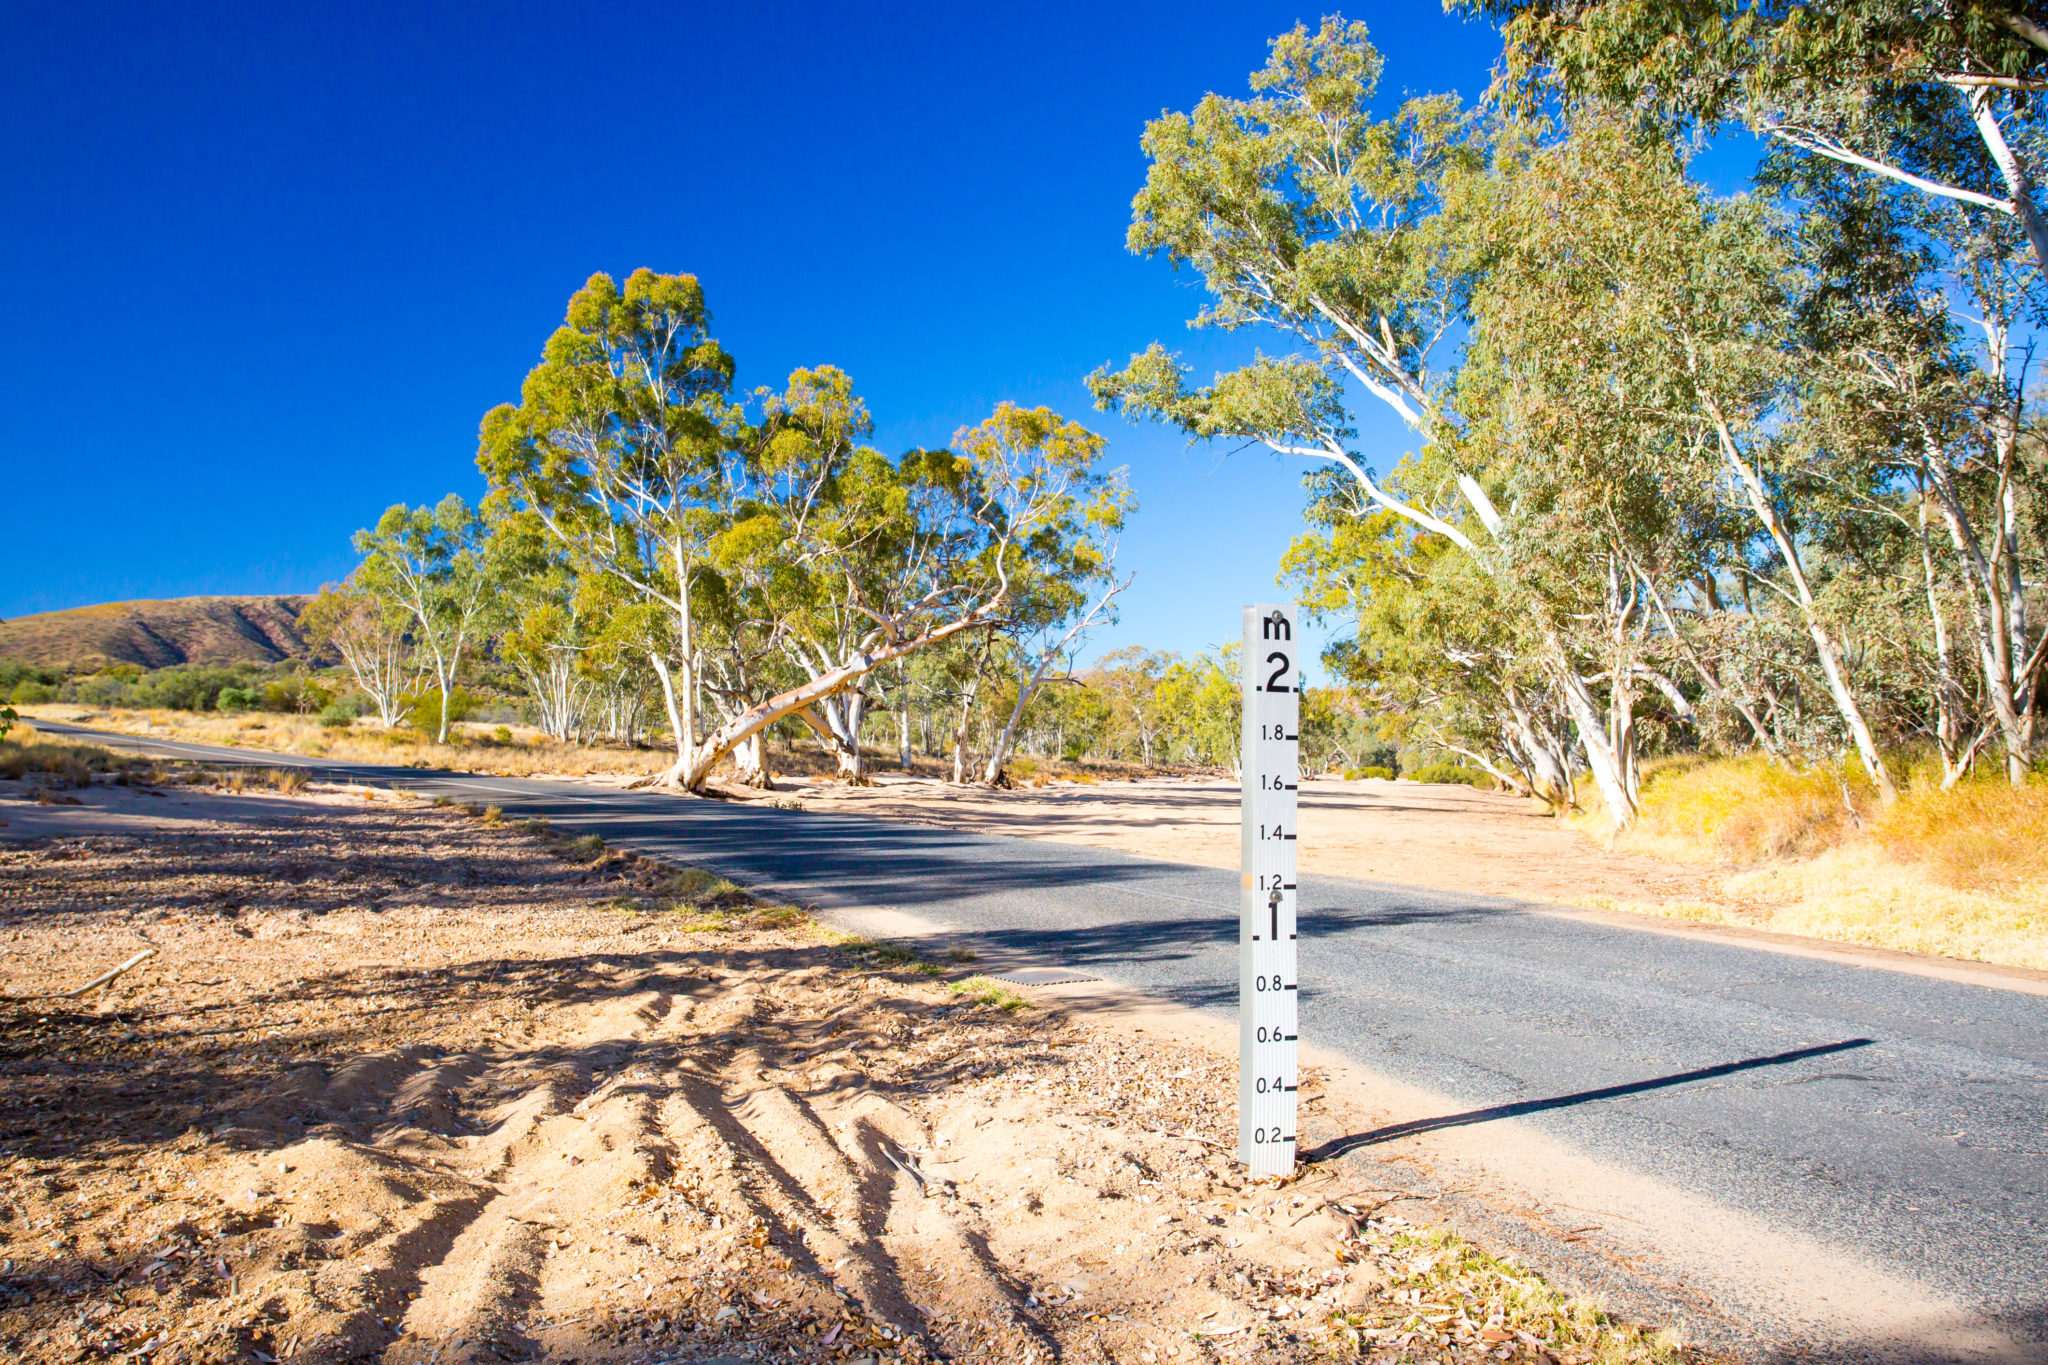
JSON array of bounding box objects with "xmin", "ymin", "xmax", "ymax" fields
[{"xmin": 0, "ymin": 595, "xmax": 316, "ymax": 670}]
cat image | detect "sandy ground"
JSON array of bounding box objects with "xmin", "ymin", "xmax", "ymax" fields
[
  {"xmin": 781, "ymin": 776, "xmax": 1720, "ymax": 910},
  {"xmin": 0, "ymin": 780, "xmax": 1689, "ymax": 1365}
]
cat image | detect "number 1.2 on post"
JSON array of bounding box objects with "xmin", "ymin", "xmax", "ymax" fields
[{"xmin": 1240, "ymin": 603, "xmax": 1298, "ymax": 1176}]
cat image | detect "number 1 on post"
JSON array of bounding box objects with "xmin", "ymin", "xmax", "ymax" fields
[{"xmin": 1240, "ymin": 603, "xmax": 1298, "ymax": 1176}]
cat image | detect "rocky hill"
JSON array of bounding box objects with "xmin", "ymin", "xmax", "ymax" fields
[{"xmin": 0, "ymin": 595, "xmax": 315, "ymax": 670}]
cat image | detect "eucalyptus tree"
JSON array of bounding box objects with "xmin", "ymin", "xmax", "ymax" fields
[
  {"xmin": 352, "ymin": 494, "xmax": 497, "ymax": 744},
  {"xmin": 960, "ymin": 404, "xmax": 1135, "ymax": 785},
  {"xmin": 479, "ymin": 507, "xmax": 585, "ymax": 741},
  {"xmin": 1461, "ymin": 0, "xmax": 2048, "ymax": 281},
  {"xmin": 1472, "ymin": 121, "xmax": 1912, "ymax": 799},
  {"xmin": 1283, "ymin": 495, "xmax": 1578, "ymax": 805},
  {"xmin": 1088, "ymin": 17, "xmax": 1673, "ymax": 819},
  {"xmin": 724, "ymin": 366, "xmax": 982, "ymax": 784},
  {"xmin": 1154, "ymin": 648, "xmax": 1243, "ymax": 772},
  {"xmin": 1779, "ymin": 161, "xmax": 2045, "ymax": 784},
  {"xmin": 1476, "ymin": 2, "xmax": 2048, "ymax": 786},
  {"xmin": 477, "ymin": 268, "xmax": 740, "ymax": 782},
  {"xmin": 298, "ymin": 580, "xmax": 419, "ymax": 728},
  {"xmin": 1091, "ymin": 646, "xmax": 1174, "ymax": 767}
]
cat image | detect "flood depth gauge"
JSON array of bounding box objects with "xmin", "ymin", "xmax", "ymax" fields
[{"xmin": 1239, "ymin": 601, "xmax": 1299, "ymax": 1176}]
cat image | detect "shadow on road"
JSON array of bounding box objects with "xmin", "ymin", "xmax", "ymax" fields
[{"xmin": 1300, "ymin": 1037, "xmax": 1878, "ymax": 1163}]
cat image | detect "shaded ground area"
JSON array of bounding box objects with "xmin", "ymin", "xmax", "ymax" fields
[{"xmin": 0, "ymin": 788, "xmax": 1689, "ymax": 1365}]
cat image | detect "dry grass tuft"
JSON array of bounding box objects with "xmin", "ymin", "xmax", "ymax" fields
[
  {"xmin": 1590, "ymin": 753, "xmax": 2048, "ymax": 969},
  {"xmin": 0, "ymin": 737, "xmax": 147, "ymax": 785},
  {"xmin": 1628, "ymin": 755, "xmax": 1874, "ymax": 863},
  {"xmin": 1877, "ymin": 775, "xmax": 2048, "ymax": 893},
  {"xmin": 948, "ymin": 976, "xmax": 1031, "ymax": 1012}
]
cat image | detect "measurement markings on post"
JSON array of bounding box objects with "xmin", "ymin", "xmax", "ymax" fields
[{"xmin": 1240, "ymin": 602, "xmax": 1299, "ymax": 1177}]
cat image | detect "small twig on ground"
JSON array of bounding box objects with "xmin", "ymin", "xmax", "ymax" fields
[
  {"xmin": 60, "ymin": 947, "xmax": 158, "ymax": 998},
  {"xmin": 880, "ymin": 1143, "xmax": 928, "ymax": 1195}
]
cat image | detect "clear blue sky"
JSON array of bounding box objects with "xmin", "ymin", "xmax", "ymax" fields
[{"xmin": 1, "ymin": 2, "xmax": 1511, "ymax": 672}]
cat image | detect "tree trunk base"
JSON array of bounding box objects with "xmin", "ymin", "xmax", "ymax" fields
[{"xmin": 628, "ymin": 757, "xmax": 707, "ymax": 793}]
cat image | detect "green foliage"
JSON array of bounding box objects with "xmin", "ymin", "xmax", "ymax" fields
[
  {"xmin": 317, "ymin": 701, "xmax": 358, "ymax": 730},
  {"xmin": 1153, "ymin": 648, "xmax": 1241, "ymax": 768},
  {"xmin": 0, "ymin": 662, "xmax": 64, "ymax": 695},
  {"xmin": 402, "ymin": 687, "xmax": 479, "ymax": 739},
  {"xmin": 8, "ymin": 680, "xmax": 58, "ymax": 705},
  {"xmin": 0, "ymin": 705, "xmax": 15, "ymax": 741},
  {"xmin": 260, "ymin": 673, "xmax": 333, "ymax": 715},
  {"xmin": 1408, "ymin": 762, "xmax": 1490, "ymax": 787},
  {"xmin": 126, "ymin": 665, "xmax": 251, "ymax": 712},
  {"xmin": 216, "ymin": 686, "xmax": 261, "ymax": 712},
  {"xmin": 948, "ymin": 977, "xmax": 1031, "ymax": 1012},
  {"xmin": 1345, "ymin": 765, "xmax": 1396, "ymax": 781}
]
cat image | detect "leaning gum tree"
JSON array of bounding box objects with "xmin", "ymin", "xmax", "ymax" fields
[{"xmin": 482, "ymin": 270, "xmax": 1105, "ymax": 790}]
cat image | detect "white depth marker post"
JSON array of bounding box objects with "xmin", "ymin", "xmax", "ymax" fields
[{"xmin": 1239, "ymin": 602, "xmax": 1299, "ymax": 1177}]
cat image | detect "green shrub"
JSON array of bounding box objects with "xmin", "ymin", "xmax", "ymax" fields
[
  {"xmin": 71, "ymin": 674, "xmax": 133, "ymax": 707},
  {"xmin": 317, "ymin": 701, "xmax": 357, "ymax": 729},
  {"xmin": 1408, "ymin": 762, "xmax": 1489, "ymax": 787},
  {"xmin": 216, "ymin": 686, "xmax": 262, "ymax": 712},
  {"xmin": 0, "ymin": 662, "xmax": 63, "ymax": 695},
  {"xmin": 1343, "ymin": 765, "xmax": 1395, "ymax": 781},
  {"xmin": 130, "ymin": 665, "xmax": 249, "ymax": 712},
  {"xmin": 948, "ymin": 977, "xmax": 1030, "ymax": 1012},
  {"xmin": 7, "ymin": 681, "xmax": 58, "ymax": 705},
  {"xmin": 261, "ymin": 676, "xmax": 333, "ymax": 714},
  {"xmin": 403, "ymin": 687, "xmax": 479, "ymax": 738}
]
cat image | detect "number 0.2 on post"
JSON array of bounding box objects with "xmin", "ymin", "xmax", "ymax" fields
[{"xmin": 1239, "ymin": 602, "xmax": 1299, "ymax": 1176}]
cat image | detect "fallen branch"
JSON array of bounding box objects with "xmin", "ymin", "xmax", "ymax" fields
[
  {"xmin": 62, "ymin": 947, "xmax": 157, "ymax": 998},
  {"xmin": 880, "ymin": 1143, "xmax": 928, "ymax": 1195}
]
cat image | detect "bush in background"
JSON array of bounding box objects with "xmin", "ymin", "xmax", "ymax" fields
[
  {"xmin": 1343, "ymin": 765, "xmax": 1396, "ymax": 780},
  {"xmin": 317, "ymin": 701, "xmax": 359, "ymax": 729},
  {"xmin": 261, "ymin": 673, "xmax": 333, "ymax": 714},
  {"xmin": 403, "ymin": 687, "xmax": 479, "ymax": 740},
  {"xmin": 1407, "ymin": 762, "xmax": 1489, "ymax": 787},
  {"xmin": 216, "ymin": 686, "xmax": 262, "ymax": 712},
  {"xmin": 0, "ymin": 662, "xmax": 64, "ymax": 695}
]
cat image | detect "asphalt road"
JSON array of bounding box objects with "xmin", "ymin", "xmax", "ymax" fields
[{"xmin": 29, "ymin": 722, "xmax": 2048, "ymax": 1359}]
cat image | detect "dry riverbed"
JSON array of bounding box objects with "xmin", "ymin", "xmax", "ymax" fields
[{"xmin": 0, "ymin": 776, "xmax": 1693, "ymax": 1365}]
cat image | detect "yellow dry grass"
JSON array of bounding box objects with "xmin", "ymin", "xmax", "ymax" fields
[
  {"xmin": 14, "ymin": 705, "xmax": 665, "ymax": 779},
  {"xmin": 1589, "ymin": 755, "xmax": 2048, "ymax": 970},
  {"xmin": 1620, "ymin": 754, "xmax": 1876, "ymax": 862}
]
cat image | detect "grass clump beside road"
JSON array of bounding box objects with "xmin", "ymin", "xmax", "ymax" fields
[
  {"xmin": 1585, "ymin": 754, "xmax": 2048, "ymax": 970},
  {"xmin": 0, "ymin": 734, "xmax": 156, "ymax": 785},
  {"xmin": 1328, "ymin": 1213, "xmax": 1688, "ymax": 1363},
  {"xmin": 947, "ymin": 976, "xmax": 1030, "ymax": 1012}
]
